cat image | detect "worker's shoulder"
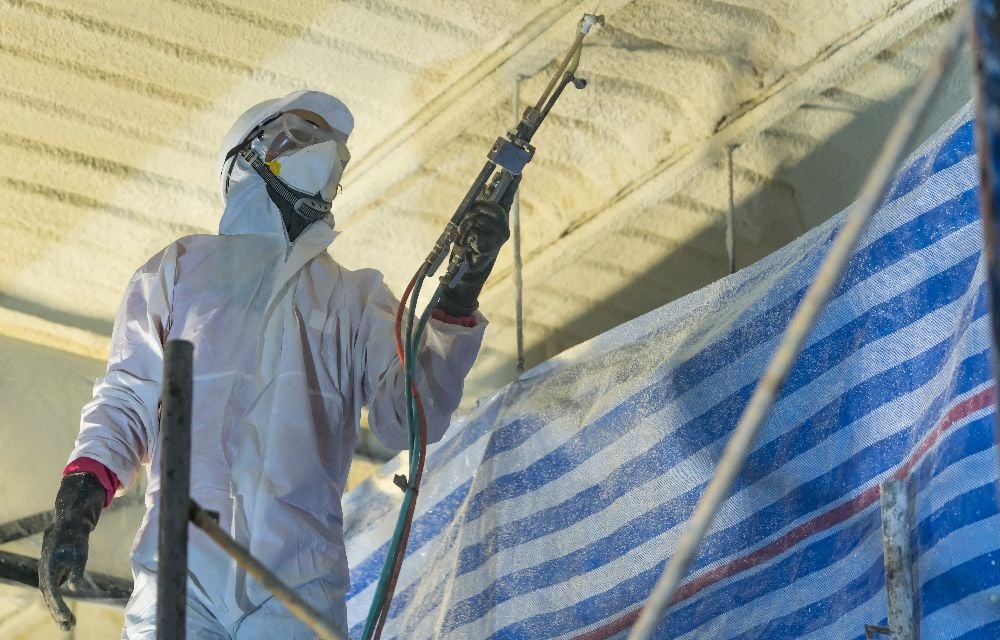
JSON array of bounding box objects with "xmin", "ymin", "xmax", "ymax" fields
[
  {"xmin": 173, "ymin": 233, "xmax": 246, "ymax": 251},
  {"xmin": 132, "ymin": 234, "xmax": 234, "ymax": 273},
  {"xmin": 147, "ymin": 233, "xmax": 227, "ymax": 254},
  {"xmin": 170, "ymin": 233, "xmax": 270, "ymax": 260},
  {"xmin": 316, "ymin": 256, "xmax": 387, "ymax": 290}
]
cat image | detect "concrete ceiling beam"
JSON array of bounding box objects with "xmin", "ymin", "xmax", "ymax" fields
[{"xmin": 0, "ymin": 305, "xmax": 109, "ymax": 361}]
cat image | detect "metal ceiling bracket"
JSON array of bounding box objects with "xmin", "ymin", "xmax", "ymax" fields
[{"xmin": 725, "ymin": 144, "xmax": 739, "ymax": 275}]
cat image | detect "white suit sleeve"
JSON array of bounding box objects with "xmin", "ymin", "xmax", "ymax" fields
[
  {"xmin": 357, "ymin": 272, "xmax": 487, "ymax": 451},
  {"xmin": 68, "ymin": 245, "xmax": 177, "ymax": 489}
]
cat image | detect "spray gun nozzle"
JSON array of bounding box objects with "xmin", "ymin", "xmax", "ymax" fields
[{"xmin": 580, "ymin": 14, "xmax": 605, "ymax": 34}]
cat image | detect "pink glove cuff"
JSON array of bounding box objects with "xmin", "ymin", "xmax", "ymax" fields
[
  {"xmin": 64, "ymin": 457, "xmax": 119, "ymax": 509},
  {"xmin": 431, "ymin": 308, "xmax": 477, "ymax": 328}
]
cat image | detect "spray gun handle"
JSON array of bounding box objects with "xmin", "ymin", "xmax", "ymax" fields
[{"xmin": 423, "ymin": 223, "xmax": 458, "ymax": 277}]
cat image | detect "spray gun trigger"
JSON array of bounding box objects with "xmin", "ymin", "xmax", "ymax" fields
[{"xmin": 447, "ymin": 260, "xmax": 470, "ymax": 288}]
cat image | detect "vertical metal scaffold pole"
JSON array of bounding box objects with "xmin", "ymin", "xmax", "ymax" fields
[
  {"xmin": 157, "ymin": 340, "xmax": 194, "ymax": 640},
  {"xmin": 879, "ymin": 479, "xmax": 917, "ymax": 640},
  {"xmin": 726, "ymin": 144, "xmax": 737, "ymax": 275},
  {"xmin": 971, "ymin": 0, "xmax": 1000, "ymax": 448},
  {"xmin": 513, "ymin": 75, "xmax": 526, "ymax": 374}
]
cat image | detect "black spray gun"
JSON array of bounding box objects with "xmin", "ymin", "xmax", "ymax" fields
[{"xmin": 425, "ymin": 13, "xmax": 606, "ymax": 287}]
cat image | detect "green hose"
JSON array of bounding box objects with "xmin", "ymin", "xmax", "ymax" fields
[{"xmin": 361, "ymin": 277, "xmax": 444, "ymax": 639}]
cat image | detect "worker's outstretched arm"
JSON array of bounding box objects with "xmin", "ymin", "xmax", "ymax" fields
[
  {"xmin": 39, "ymin": 244, "xmax": 176, "ymax": 629},
  {"xmin": 358, "ymin": 186, "xmax": 515, "ymax": 449},
  {"xmin": 357, "ymin": 272, "xmax": 487, "ymax": 451}
]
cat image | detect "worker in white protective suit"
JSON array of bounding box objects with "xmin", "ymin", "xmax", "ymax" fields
[{"xmin": 37, "ymin": 90, "xmax": 514, "ymax": 638}]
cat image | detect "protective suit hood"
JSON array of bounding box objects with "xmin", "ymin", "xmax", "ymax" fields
[{"xmin": 216, "ymin": 90, "xmax": 354, "ymax": 239}]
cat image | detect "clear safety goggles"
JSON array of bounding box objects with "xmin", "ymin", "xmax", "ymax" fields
[{"xmin": 256, "ymin": 111, "xmax": 351, "ymax": 164}]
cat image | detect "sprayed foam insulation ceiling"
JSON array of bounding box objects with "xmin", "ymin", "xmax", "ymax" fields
[{"xmin": 0, "ymin": 0, "xmax": 976, "ymax": 634}]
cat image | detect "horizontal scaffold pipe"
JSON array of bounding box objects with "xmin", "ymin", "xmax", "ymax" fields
[{"xmin": 0, "ymin": 550, "xmax": 131, "ymax": 606}]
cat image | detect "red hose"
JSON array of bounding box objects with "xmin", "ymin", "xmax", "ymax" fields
[{"xmin": 393, "ymin": 272, "xmax": 416, "ymax": 363}]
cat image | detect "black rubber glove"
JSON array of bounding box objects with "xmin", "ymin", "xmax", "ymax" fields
[
  {"xmin": 39, "ymin": 472, "xmax": 106, "ymax": 631},
  {"xmin": 436, "ymin": 176, "xmax": 520, "ymax": 317}
]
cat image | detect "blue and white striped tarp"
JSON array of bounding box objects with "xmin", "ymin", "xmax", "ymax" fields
[{"xmin": 342, "ymin": 103, "xmax": 1000, "ymax": 639}]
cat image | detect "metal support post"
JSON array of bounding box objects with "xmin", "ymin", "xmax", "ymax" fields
[
  {"xmin": 513, "ymin": 75, "xmax": 526, "ymax": 374},
  {"xmin": 971, "ymin": 0, "xmax": 1000, "ymax": 450},
  {"xmin": 879, "ymin": 479, "xmax": 917, "ymax": 640},
  {"xmin": 157, "ymin": 340, "xmax": 194, "ymax": 640},
  {"xmin": 725, "ymin": 144, "xmax": 738, "ymax": 275}
]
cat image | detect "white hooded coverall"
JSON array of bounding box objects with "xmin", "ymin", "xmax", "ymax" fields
[{"xmin": 67, "ymin": 91, "xmax": 487, "ymax": 638}]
